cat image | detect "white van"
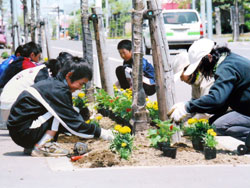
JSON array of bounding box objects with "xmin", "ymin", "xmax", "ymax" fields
[{"xmin": 143, "ymin": 9, "xmax": 203, "ymax": 54}]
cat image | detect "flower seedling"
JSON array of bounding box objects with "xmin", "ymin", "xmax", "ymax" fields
[{"xmin": 110, "ymin": 125, "xmax": 134, "ymax": 160}]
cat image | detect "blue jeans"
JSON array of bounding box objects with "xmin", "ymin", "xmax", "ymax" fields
[{"xmin": 213, "ymin": 111, "xmax": 250, "ymax": 142}]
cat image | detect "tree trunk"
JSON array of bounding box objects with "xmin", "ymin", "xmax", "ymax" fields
[
  {"xmin": 44, "ymin": 19, "xmax": 51, "ymax": 59},
  {"xmin": 131, "ymin": 0, "xmax": 149, "ymax": 133},
  {"xmin": 91, "ymin": 7, "xmax": 111, "ymax": 95},
  {"xmin": 30, "ymin": 0, "xmax": 35, "ymax": 42},
  {"xmin": 10, "ymin": 0, "xmax": 15, "ymax": 53},
  {"xmin": 147, "ymin": 0, "xmax": 175, "ymax": 120},
  {"xmin": 22, "ymin": 0, "xmax": 28, "ymax": 43},
  {"xmin": 80, "ymin": 0, "xmax": 94, "ymax": 101},
  {"xmin": 36, "ymin": 0, "xmax": 42, "ymax": 47},
  {"xmin": 0, "ymin": 0, "xmax": 3, "ymax": 33},
  {"xmin": 215, "ymin": 7, "xmax": 221, "ymax": 36}
]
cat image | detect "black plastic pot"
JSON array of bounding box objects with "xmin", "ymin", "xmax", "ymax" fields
[
  {"xmin": 204, "ymin": 146, "xmax": 216, "ymax": 160},
  {"xmin": 192, "ymin": 137, "xmax": 204, "ymax": 151},
  {"xmin": 162, "ymin": 146, "xmax": 177, "ymax": 159},
  {"xmin": 157, "ymin": 142, "xmax": 170, "ymax": 151}
]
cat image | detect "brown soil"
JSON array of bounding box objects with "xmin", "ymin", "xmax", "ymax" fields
[{"xmin": 58, "ymin": 115, "xmax": 250, "ymax": 168}]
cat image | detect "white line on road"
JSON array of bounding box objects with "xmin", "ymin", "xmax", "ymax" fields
[{"xmin": 52, "ymin": 46, "xmax": 122, "ymax": 63}]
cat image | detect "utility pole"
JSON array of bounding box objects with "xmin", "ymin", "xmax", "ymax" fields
[
  {"xmin": 206, "ymin": 0, "xmax": 213, "ymax": 39},
  {"xmin": 31, "ymin": 0, "xmax": 36, "ymax": 42}
]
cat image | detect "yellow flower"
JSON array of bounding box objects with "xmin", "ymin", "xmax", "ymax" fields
[
  {"xmin": 187, "ymin": 118, "xmax": 198, "ymax": 125},
  {"xmin": 120, "ymin": 88, "xmax": 124, "ymax": 92},
  {"xmin": 78, "ymin": 92, "xmax": 85, "ymax": 98},
  {"xmin": 44, "ymin": 57, "xmax": 48, "ymax": 62},
  {"xmin": 114, "ymin": 124, "xmax": 122, "ymax": 131},
  {"xmin": 119, "ymin": 126, "xmax": 131, "ymax": 134},
  {"xmin": 113, "ymin": 84, "xmax": 117, "ymax": 89},
  {"xmin": 146, "ymin": 102, "xmax": 153, "ymax": 109},
  {"xmin": 198, "ymin": 119, "xmax": 209, "ymax": 123},
  {"xmin": 72, "ymin": 97, "xmax": 75, "ymax": 100},
  {"xmin": 153, "ymin": 104, "xmax": 158, "ymax": 111},
  {"xmin": 146, "ymin": 98, "xmax": 149, "ymax": 102},
  {"xmin": 95, "ymin": 115, "xmax": 102, "ymax": 121},
  {"xmin": 211, "ymin": 131, "xmax": 217, "ymax": 136},
  {"xmin": 121, "ymin": 143, "xmax": 127, "ymax": 147},
  {"xmin": 85, "ymin": 120, "xmax": 90, "ymax": 124},
  {"xmin": 207, "ymin": 129, "xmax": 217, "ymax": 136}
]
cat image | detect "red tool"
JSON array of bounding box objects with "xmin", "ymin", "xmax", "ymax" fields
[{"xmin": 71, "ymin": 155, "xmax": 84, "ymax": 162}]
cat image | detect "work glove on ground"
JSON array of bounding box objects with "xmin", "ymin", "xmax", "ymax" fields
[
  {"xmin": 100, "ymin": 128, "xmax": 114, "ymax": 141},
  {"xmin": 167, "ymin": 102, "xmax": 190, "ymax": 122}
]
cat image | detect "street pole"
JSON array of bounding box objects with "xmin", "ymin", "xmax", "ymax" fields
[
  {"xmin": 192, "ymin": 0, "xmax": 196, "ymax": 10},
  {"xmin": 200, "ymin": 0, "xmax": 206, "ymax": 37},
  {"xmin": 206, "ymin": 0, "xmax": 213, "ymax": 39}
]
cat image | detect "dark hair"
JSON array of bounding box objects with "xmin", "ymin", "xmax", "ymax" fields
[
  {"xmin": 60, "ymin": 56, "xmax": 92, "ymax": 82},
  {"xmin": 22, "ymin": 41, "xmax": 42, "ymax": 57},
  {"xmin": 15, "ymin": 45, "xmax": 23, "ymax": 56},
  {"xmin": 45, "ymin": 59, "xmax": 62, "ymax": 77},
  {"xmin": 57, "ymin": 52, "xmax": 74, "ymax": 64},
  {"xmin": 117, "ymin": 40, "xmax": 132, "ymax": 51},
  {"xmin": 199, "ymin": 46, "xmax": 231, "ymax": 79}
]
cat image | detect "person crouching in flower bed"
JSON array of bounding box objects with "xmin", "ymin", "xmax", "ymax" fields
[{"xmin": 7, "ymin": 57, "xmax": 114, "ymax": 157}]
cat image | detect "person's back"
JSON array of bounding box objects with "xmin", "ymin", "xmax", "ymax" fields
[
  {"xmin": 0, "ymin": 45, "xmax": 23, "ymax": 77},
  {"xmin": 0, "ymin": 42, "xmax": 42, "ymax": 88}
]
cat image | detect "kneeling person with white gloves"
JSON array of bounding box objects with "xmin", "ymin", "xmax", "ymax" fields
[{"xmin": 7, "ymin": 57, "xmax": 114, "ymax": 157}]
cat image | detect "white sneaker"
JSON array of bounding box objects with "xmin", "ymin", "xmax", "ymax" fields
[{"xmin": 31, "ymin": 142, "xmax": 69, "ymax": 157}]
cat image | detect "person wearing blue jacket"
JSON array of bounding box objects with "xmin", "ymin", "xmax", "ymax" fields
[
  {"xmin": 115, "ymin": 39, "xmax": 156, "ymax": 96},
  {"xmin": 168, "ymin": 38, "xmax": 250, "ymax": 142},
  {"xmin": 0, "ymin": 45, "xmax": 23, "ymax": 77}
]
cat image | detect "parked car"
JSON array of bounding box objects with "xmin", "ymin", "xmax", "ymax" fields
[
  {"xmin": 0, "ymin": 32, "xmax": 7, "ymax": 48},
  {"xmin": 143, "ymin": 9, "xmax": 203, "ymax": 54}
]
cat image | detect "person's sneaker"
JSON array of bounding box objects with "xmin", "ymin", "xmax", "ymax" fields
[
  {"xmin": 23, "ymin": 148, "xmax": 33, "ymax": 155},
  {"xmin": 31, "ymin": 142, "xmax": 69, "ymax": 157}
]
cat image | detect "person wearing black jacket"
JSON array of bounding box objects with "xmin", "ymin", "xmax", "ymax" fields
[
  {"xmin": 7, "ymin": 57, "xmax": 113, "ymax": 157},
  {"xmin": 168, "ymin": 38, "xmax": 250, "ymax": 142}
]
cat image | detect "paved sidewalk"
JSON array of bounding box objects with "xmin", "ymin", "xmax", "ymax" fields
[{"xmin": 1, "ymin": 129, "xmax": 250, "ymax": 188}]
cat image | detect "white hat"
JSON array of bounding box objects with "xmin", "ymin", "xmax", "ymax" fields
[
  {"xmin": 171, "ymin": 51, "xmax": 190, "ymax": 82},
  {"xmin": 183, "ymin": 38, "xmax": 215, "ymax": 76}
]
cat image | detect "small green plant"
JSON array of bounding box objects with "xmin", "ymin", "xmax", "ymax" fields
[
  {"xmin": 147, "ymin": 119, "xmax": 180, "ymax": 147},
  {"xmin": 110, "ymin": 125, "xmax": 134, "ymax": 160},
  {"xmin": 203, "ymin": 129, "xmax": 218, "ymax": 149},
  {"xmin": 72, "ymin": 91, "xmax": 88, "ymax": 109},
  {"xmin": 85, "ymin": 115, "xmax": 103, "ymax": 127},
  {"xmin": 184, "ymin": 118, "xmax": 212, "ymax": 140},
  {"xmin": 1, "ymin": 51, "xmax": 9, "ymax": 59},
  {"xmin": 146, "ymin": 99, "xmax": 159, "ymax": 121}
]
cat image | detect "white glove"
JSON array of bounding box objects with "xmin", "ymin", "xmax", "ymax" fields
[
  {"xmin": 100, "ymin": 128, "xmax": 114, "ymax": 141},
  {"xmin": 167, "ymin": 102, "xmax": 189, "ymax": 122}
]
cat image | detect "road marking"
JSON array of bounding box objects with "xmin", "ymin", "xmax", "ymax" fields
[{"xmin": 52, "ymin": 46, "xmax": 122, "ymax": 63}]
